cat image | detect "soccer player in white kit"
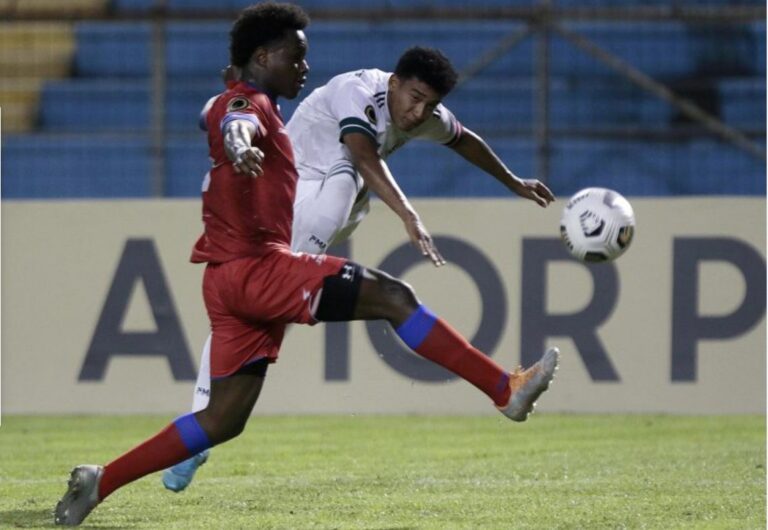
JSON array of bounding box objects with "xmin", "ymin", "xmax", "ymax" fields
[{"xmin": 162, "ymin": 47, "xmax": 555, "ymax": 492}]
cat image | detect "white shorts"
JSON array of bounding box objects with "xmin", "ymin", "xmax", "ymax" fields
[{"xmin": 291, "ymin": 160, "xmax": 370, "ymax": 255}]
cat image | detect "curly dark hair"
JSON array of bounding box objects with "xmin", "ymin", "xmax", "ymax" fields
[
  {"xmin": 230, "ymin": 2, "xmax": 310, "ymax": 67},
  {"xmin": 394, "ymin": 47, "xmax": 458, "ymax": 97}
]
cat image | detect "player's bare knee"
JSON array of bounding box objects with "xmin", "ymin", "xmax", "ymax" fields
[
  {"xmin": 196, "ymin": 409, "xmax": 247, "ymax": 444},
  {"xmin": 373, "ymin": 273, "xmax": 418, "ymax": 320}
]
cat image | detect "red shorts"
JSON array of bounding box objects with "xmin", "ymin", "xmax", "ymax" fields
[{"xmin": 202, "ymin": 247, "xmax": 346, "ymax": 378}]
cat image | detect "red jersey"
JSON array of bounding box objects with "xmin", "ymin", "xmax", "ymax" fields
[{"xmin": 191, "ymin": 81, "xmax": 298, "ymax": 264}]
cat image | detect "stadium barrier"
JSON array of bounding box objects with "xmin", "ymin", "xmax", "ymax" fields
[{"xmin": 3, "ymin": 197, "xmax": 764, "ymax": 415}]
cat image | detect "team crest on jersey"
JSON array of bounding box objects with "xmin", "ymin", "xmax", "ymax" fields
[
  {"xmin": 226, "ymin": 97, "xmax": 250, "ymax": 112},
  {"xmin": 364, "ymin": 105, "xmax": 377, "ymax": 125}
]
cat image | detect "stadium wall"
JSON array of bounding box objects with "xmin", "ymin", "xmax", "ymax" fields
[{"xmin": 2, "ymin": 197, "xmax": 765, "ymax": 415}]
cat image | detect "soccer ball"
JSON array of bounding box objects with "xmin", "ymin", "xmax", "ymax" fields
[{"xmin": 559, "ymin": 187, "xmax": 635, "ymax": 263}]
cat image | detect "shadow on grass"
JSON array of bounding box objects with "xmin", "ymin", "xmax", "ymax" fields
[
  {"xmin": 0, "ymin": 508, "xmax": 56, "ymax": 527},
  {"xmin": 0, "ymin": 508, "xmax": 54, "ymax": 528},
  {"xmin": 0, "ymin": 508, "xmax": 123, "ymax": 529}
]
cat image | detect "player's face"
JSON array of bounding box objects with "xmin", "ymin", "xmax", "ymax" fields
[
  {"xmin": 264, "ymin": 30, "xmax": 309, "ymax": 100},
  {"xmin": 388, "ymin": 75, "xmax": 442, "ymax": 131}
]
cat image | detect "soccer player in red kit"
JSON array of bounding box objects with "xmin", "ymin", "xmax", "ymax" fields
[{"xmin": 54, "ymin": 2, "xmax": 559, "ymax": 526}]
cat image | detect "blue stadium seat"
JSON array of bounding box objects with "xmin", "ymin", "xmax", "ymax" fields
[
  {"xmin": 754, "ymin": 22, "xmax": 766, "ymax": 75},
  {"xmin": 3, "ymin": 135, "xmax": 152, "ymax": 198},
  {"xmin": 554, "ymin": 0, "xmax": 765, "ymax": 5},
  {"xmin": 165, "ymin": 136, "xmax": 210, "ymax": 197},
  {"xmin": 549, "ymin": 139, "xmax": 676, "ymax": 196},
  {"xmin": 74, "ymin": 23, "xmax": 151, "ymax": 77},
  {"xmin": 386, "ymin": 139, "xmax": 536, "ymax": 197},
  {"xmin": 674, "ymin": 140, "xmax": 766, "ymax": 195},
  {"xmin": 111, "ymin": 0, "xmax": 155, "ymax": 11},
  {"xmin": 161, "ymin": 21, "xmax": 532, "ymax": 80},
  {"xmin": 446, "ymin": 77, "xmax": 672, "ymax": 134},
  {"xmin": 39, "ymin": 80, "xmax": 150, "ymax": 131},
  {"xmin": 112, "ymin": 0, "xmax": 767, "ymax": 10},
  {"xmin": 165, "ymin": 79, "xmax": 220, "ymax": 133},
  {"xmin": 75, "ymin": 20, "xmax": 765, "ymax": 80},
  {"xmin": 549, "ymin": 139, "xmax": 765, "ymax": 196},
  {"xmin": 718, "ymin": 78, "xmax": 767, "ymax": 129},
  {"xmin": 18, "ymin": 13, "xmax": 764, "ymax": 199},
  {"xmin": 166, "ymin": 23, "xmax": 228, "ymax": 78}
]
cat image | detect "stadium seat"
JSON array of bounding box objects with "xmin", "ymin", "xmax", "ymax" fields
[
  {"xmin": 718, "ymin": 78, "xmax": 767, "ymax": 129},
  {"xmin": 1, "ymin": 0, "xmax": 105, "ymax": 16},
  {"xmin": 6, "ymin": 10, "xmax": 764, "ymax": 199},
  {"xmin": 165, "ymin": 136, "xmax": 210, "ymax": 197},
  {"xmin": 0, "ymin": 22, "xmax": 75, "ymax": 132},
  {"xmin": 72, "ymin": 20, "xmax": 766, "ymax": 81},
  {"xmin": 74, "ymin": 23, "xmax": 151, "ymax": 77},
  {"xmin": 3, "ymin": 135, "xmax": 152, "ymax": 198},
  {"xmin": 446, "ymin": 77, "xmax": 673, "ymax": 134},
  {"xmin": 674, "ymin": 140, "xmax": 766, "ymax": 195},
  {"xmin": 39, "ymin": 79, "xmax": 150, "ymax": 131}
]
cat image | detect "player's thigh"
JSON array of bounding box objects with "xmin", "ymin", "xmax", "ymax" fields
[
  {"xmin": 292, "ymin": 169, "xmax": 360, "ymax": 253},
  {"xmin": 227, "ymin": 250, "xmax": 349, "ymax": 324},
  {"xmin": 202, "ymin": 274, "xmax": 282, "ymax": 377}
]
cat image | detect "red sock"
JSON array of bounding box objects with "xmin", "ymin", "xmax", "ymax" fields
[
  {"xmin": 408, "ymin": 314, "xmax": 511, "ymax": 407},
  {"xmin": 98, "ymin": 423, "xmax": 192, "ymax": 500}
]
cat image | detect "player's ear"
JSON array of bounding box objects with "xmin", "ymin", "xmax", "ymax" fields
[
  {"xmin": 389, "ymin": 74, "xmax": 400, "ymax": 92},
  {"xmin": 252, "ymin": 47, "xmax": 270, "ymax": 68}
]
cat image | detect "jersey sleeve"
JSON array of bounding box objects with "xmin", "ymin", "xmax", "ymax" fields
[
  {"xmin": 413, "ymin": 104, "xmax": 463, "ymax": 146},
  {"xmin": 218, "ymin": 92, "xmax": 268, "ymax": 138},
  {"xmin": 329, "ymin": 79, "xmax": 379, "ymax": 143},
  {"xmin": 199, "ymin": 95, "xmax": 217, "ymax": 132}
]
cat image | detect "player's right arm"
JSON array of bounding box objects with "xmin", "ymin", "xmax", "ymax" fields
[
  {"xmin": 202, "ymin": 81, "xmax": 264, "ymax": 177},
  {"xmin": 333, "ymin": 78, "xmax": 444, "ymax": 266},
  {"xmin": 222, "ymin": 119, "xmax": 263, "ymax": 177},
  {"xmin": 343, "ymin": 131, "xmax": 444, "ymax": 267}
]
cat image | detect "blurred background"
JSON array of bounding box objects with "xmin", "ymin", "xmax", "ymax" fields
[{"xmin": 1, "ymin": 0, "xmax": 765, "ymax": 199}]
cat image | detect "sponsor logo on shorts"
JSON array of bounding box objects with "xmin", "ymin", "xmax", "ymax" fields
[{"xmin": 341, "ymin": 264, "xmax": 355, "ymax": 281}]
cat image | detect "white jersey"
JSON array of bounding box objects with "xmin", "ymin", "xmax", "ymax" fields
[{"xmin": 286, "ymin": 68, "xmax": 463, "ymax": 181}]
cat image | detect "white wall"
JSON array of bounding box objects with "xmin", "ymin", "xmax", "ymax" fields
[{"xmin": 2, "ymin": 198, "xmax": 765, "ymax": 414}]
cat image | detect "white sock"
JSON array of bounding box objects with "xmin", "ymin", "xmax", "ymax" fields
[{"xmin": 191, "ymin": 334, "xmax": 212, "ymax": 413}]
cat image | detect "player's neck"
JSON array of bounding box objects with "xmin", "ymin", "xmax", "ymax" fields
[
  {"xmin": 240, "ymin": 75, "xmax": 278, "ymax": 102},
  {"xmin": 239, "ymin": 63, "xmax": 276, "ymax": 99}
]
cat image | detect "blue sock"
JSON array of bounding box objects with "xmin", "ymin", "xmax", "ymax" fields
[
  {"xmin": 173, "ymin": 413, "xmax": 212, "ymax": 455},
  {"xmin": 395, "ymin": 304, "xmax": 437, "ymax": 350}
]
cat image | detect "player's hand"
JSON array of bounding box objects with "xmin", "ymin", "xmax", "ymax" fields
[
  {"xmin": 405, "ymin": 214, "xmax": 445, "ymax": 267},
  {"xmin": 513, "ymin": 178, "xmax": 555, "ymax": 207},
  {"xmin": 232, "ymin": 146, "xmax": 264, "ymax": 177}
]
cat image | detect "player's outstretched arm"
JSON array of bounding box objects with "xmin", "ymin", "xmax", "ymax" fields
[
  {"xmin": 449, "ymin": 127, "xmax": 555, "ymax": 207},
  {"xmin": 344, "ymin": 132, "xmax": 445, "ymax": 266},
  {"xmin": 223, "ymin": 119, "xmax": 264, "ymax": 177}
]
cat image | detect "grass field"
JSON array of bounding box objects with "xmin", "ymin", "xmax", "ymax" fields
[{"xmin": 0, "ymin": 414, "xmax": 764, "ymax": 529}]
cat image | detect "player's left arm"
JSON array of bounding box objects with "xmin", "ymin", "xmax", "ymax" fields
[{"xmin": 449, "ymin": 127, "xmax": 555, "ymax": 207}]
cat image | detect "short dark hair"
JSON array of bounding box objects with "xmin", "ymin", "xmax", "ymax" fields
[
  {"xmin": 394, "ymin": 47, "xmax": 458, "ymax": 97},
  {"xmin": 230, "ymin": 2, "xmax": 309, "ymax": 67}
]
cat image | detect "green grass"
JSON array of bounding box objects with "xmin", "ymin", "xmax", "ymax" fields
[{"xmin": 0, "ymin": 415, "xmax": 764, "ymax": 529}]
